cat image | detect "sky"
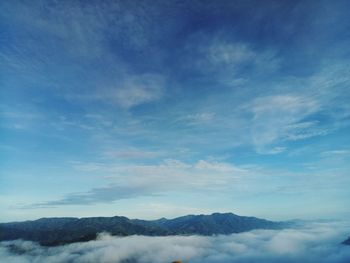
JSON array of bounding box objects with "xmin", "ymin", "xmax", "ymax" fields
[{"xmin": 0, "ymin": 0, "xmax": 350, "ymax": 222}]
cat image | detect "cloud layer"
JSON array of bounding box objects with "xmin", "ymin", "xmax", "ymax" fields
[
  {"xmin": 1, "ymin": 222, "xmax": 350, "ymax": 263},
  {"xmin": 29, "ymin": 160, "xmax": 246, "ymax": 207}
]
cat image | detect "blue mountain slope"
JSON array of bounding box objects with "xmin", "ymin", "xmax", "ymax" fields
[{"xmin": 0, "ymin": 213, "xmax": 287, "ymax": 246}]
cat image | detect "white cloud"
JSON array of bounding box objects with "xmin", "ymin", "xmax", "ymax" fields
[
  {"xmin": 207, "ymin": 42, "xmax": 256, "ymax": 66},
  {"xmin": 29, "ymin": 160, "xmax": 247, "ymax": 207},
  {"xmin": 261, "ymin": 147, "xmax": 287, "ymax": 155},
  {"xmin": 66, "ymin": 73, "xmax": 165, "ymax": 109},
  {"xmin": 179, "ymin": 112, "xmax": 216, "ymax": 125},
  {"xmin": 196, "ymin": 39, "xmax": 280, "ymax": 84},
  {"xmin": 321, "ymin": 150, "xmax": 350, "ymax": 156},
  {"xmin": 1, "ymin": 222, "xmax": 350, "ymax": 263},
  {"xmin": 101, "ymin": 149, "xmax": 160, "ymax": 160},
  {"xmin": 285, "ymin": 121, "xmax": 329, "ymax": 141},
  {"xmin": 205, "ymin": 40, "xmax": 279, "ymax": 72},
  {"xmin": 74, "ymin": 159, "xmax": 246, "ymax": 190},
  {"xmin": 112, "ymin": 74, "xmax": 164, "ymax": 109},
  {"xmin": 25, "ymin": 153, "xmax": 350, "ymax": 208},
  {"xmin": 251, "ymin": 95, "xmax": 318, "ymax": 117},
  {"xmin": 247, "ymin": 94, "xmax": 320, "ymax": 153},
  {"xmin": 0, "ymin": 107, "xmax": 44, "ymax": 131}
]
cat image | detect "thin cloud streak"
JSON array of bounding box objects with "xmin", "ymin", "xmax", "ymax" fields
[{"xmin": 26, "ymin": 160, "xmax": 248, "ymax": 207}]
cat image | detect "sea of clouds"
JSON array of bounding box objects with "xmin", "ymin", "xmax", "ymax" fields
[{"xmin": 1, "ymin": 221, "xmax": 350, "ymax": 263}]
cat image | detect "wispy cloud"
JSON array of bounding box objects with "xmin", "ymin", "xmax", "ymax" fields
[
  {"xmin": 0, "ymin": 107, "xmax": 44, "ymax": 131},
  {"xmin": 101, "ymin": 149, "xmax": 161, "ymax": 160},
  {"xmin": 192, "ymin": 38, "xmax": 280, "ymax": 85},
  {"xmin": 27, "ymin": 159, "xmax": 247, "ymax": 207},
  {"xmin": 320, "ymin": 150, "xmax": 350, "ymax": 157},
  {"xmin": 247, "ymin": 94, "xmax": 320, "ymax": 153},
  {"xmin": 177, "ymin": 112, "xmax": 216, "ymax": 126},
  {"xmin": 205, "ymin": 41, "xmax": 279, "ymax": 72},
  {"xmin": 23, "ymin": 154, "xmax": 350, "ymax": 209},
  {"xmin": 64, "ymin": 73, "xmax": 165, "ymax": 109},
  {"xmin": 112, "ymin": 74, "xmax": 164, "ymax": 109}
]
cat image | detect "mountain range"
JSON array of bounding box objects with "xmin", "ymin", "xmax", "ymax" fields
[
  {"xmin": 0, "ymin": 213, "xmax": 287, "ymax": 246},
  {"xmin": 343, "ymin": 237, "xmax": 350, "ymax": 245}
]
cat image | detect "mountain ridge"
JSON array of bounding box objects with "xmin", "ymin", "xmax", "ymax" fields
[
  {"xmin": 343, "ymin": 237, "xmax": 350, "ymax": 245},
  {"xmin": 0, "ymin": 212, "xmax": 287, "ymax": 246}
]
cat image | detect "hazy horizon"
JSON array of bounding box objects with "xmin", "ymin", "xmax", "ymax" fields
[
  {"xmin": 0, "ymin": 211, "xmax": 345, "ymax": 224},
  {"xmin": 1, "ymin": 0, "xmax": 350, "ymax": 224}
]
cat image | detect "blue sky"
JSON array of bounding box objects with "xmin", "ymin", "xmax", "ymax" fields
[{"xmin": 1, "ymin": 0, "xmax": 350, "ymax": 222}]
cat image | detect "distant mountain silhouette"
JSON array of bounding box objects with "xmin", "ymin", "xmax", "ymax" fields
[
  {"xmin": 0, "ymin": 213, "xmax": 287, "ymax": 246},
  {"xmin": 343, "ymin": 237, "xmax": 350, "ymax": 245}
]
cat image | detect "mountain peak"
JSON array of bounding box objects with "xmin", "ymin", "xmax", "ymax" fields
[{"xmin": 343, "ymin": 237, "xmax": 350, "ymax": 245}]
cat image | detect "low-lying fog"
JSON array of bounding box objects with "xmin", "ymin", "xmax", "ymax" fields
[{"xmin": 1, "ymin": 221, "xmax": 350, "ymax": 263}]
